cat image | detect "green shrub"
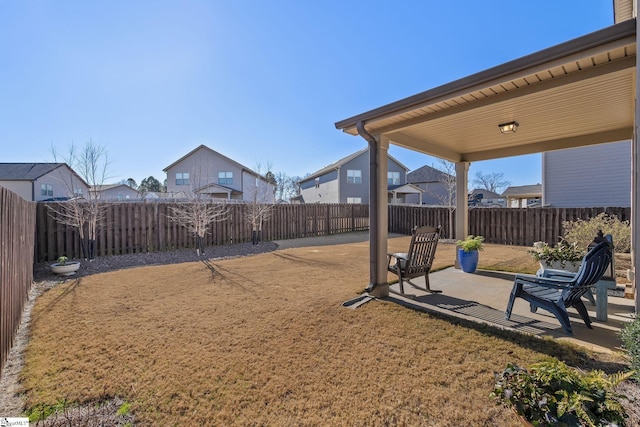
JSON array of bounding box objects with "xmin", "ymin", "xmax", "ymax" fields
[
  {"xmin": 456, "ymin": 235, "xmax": 484, "ymax": 252},
  {"xmin": 563, "ymin": 213, "xmax": 631, "ymax": 253},
  {"xmin": 620, "ymin": 317, "xmax": 640, "ymax": 381},
  {"xmin": 491, "ymin": 358, "xmax": 634, "ymax": 426}
]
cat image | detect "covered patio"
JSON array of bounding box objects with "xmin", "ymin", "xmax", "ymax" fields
[
  {"xmin": 335, "ymin": 13, "xmax": 639, "ymax": 314},
  {"xmin": 384, "ymin": 267, "xmax": 636, "ymax": 353}
]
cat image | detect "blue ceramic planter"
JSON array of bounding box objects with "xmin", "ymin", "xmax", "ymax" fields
[{"xmin": 458, "ymin": 248, "xmax": 479, "ymax": 273}]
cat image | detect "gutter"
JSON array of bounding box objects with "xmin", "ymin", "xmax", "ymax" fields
[{"xmin": 356, "ymin": 121, "xmax": 380, "ymax": 293}]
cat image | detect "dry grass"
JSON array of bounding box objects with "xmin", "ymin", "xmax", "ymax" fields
[{"xmin": 21, "ymin": 238, "xmax": 627, "ymax": 426}]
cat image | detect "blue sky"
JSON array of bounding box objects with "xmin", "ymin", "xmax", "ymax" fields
[{"xmin": 1, "ymin": 1, "xmax": 614, "ymax": 187}]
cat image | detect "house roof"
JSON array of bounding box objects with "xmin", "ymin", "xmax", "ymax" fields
[
  {"xmin": 502, "ymin": 184, "xmax": 542, "ymax": 197},
  {"xmin": 300, "ymin": 147, "xmax": 409, "ymax": 183},
  {"xmin": 0, "ymin": 163, "xmax": 66, "ymax": 180},
  {"xmin": 469, "ymin": 188, "xmax": 503, "ymax": 199},
  {"xmin": 0, "ymin": 163, "xmax": 89, "ymax": 187},
  {"xmin": 91, "ymin": 184, "xmax": 138, "ymax": 192},
  {"xmin": 407, "ymin": 164, "xmax": 453, "ymax": 183},
  {"xmin": 162, "ymin": 144, "xmax": 265, "ymax": 179},
  {"xmin": 335, "ymin": 19, "xmax": 636, "ymax": 163},
  {"xmin": 388, "ymin": 183, "xmax": 424, "ymax": 194}
]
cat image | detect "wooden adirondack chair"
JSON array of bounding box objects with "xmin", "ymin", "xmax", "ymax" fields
[
  {"xmin": 387, "ymin": 225, "xmax": 441, "ymax": 294},
  {"xmin": 505, "ymin": 240, "xmax": 613, "ymax": 335}
]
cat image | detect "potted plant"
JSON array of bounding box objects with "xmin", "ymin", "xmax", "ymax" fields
[
  {"xmin": 456, "ymin": 235, "xmax": 484, "ymax": 273},
  {"xmin": 50, "ymin": 256, "xmax": 81, "ymax": 276},
  {"xmin": 491, "ymin": 358, "xmax": 634, "ymax": 427},
  {"xmin": 528, "ymin": 239, "xmax": 584, "ymax": 272}
]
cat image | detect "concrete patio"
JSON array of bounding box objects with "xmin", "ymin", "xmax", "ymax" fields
[{"xmin": 384, "ymin": 267, "xmax": 636, "ymax": 354}]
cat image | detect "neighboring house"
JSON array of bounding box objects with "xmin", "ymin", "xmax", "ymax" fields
[
  {"xmin": 502, "ymin": 184, "xmax": 542, "ymax": 208},
  {"xmin": 406, "ymin": 165, "xmax": 455, "ymax": 206},
  {"xmin": 542, "ymin": 141, "xmax": 631, "ymax": 207},
  {"xmin": 91, "ymin": 184, "xmax": 140, "ymax": 201},
  {"xmin": 468, "ymin": 189, "xmax": 505, "ymax": 207},
  {"xmin": 0, "ymin": 163, "xmax": 89, "ymax": 202},
  {"xmin": 298, "ymin": 147, "xmax": 409, "ymax": 204},
  {"xmin": 163, "ymin": 145, "xmax": 275, "ymax": 203}
]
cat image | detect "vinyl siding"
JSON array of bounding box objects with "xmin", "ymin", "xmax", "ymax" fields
[
  {"xmin": 165, "ymin": 146, "xmax": 243, "ymax": 196},
  {"xmin": 299, "ymin": 170, "xmax": 339, "ymax": 203},
  {"xmin": 0, "ymin": 181, "xmax": 32, "ymax": 201},
  {"xmin": 542, "ymin": 141, "xmax": 631, "ymax": 207}
]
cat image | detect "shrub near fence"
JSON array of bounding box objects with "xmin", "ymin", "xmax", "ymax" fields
[
  {"xmin": 36, "ymin": 202, "xmax": 371, "ymax": 261},
  {"xmin": 1, "ymin": 187, "xmax": 36, "ymax": 378}
]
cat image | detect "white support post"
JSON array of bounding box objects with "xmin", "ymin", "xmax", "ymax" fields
[{"xmin": 455, "ymin": 162, "xmax": 470, "ymax": 268}]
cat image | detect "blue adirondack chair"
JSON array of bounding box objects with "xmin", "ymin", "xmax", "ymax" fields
[{"xmin": 505, "ymin": 240, "xmax": 613, "ymax": 335}]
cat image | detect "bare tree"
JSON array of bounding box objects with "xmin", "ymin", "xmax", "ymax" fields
[
  {"xmin": 430, "ymin": 159, "xmax": 456, "ymax": 238},
  {"xmin": 274, "ymin": 172, "xmax": 299, "ymax": 201},
  {"xmin": 49, "ymin": 139, "xmax": 111, "ymax": 260},
  {"xmin": 166, "ymin": 198, "xmax": 229, "ymax": 256},
  {"xmin": 473, "ymin": 171, "xmax": 511, "ymax": 193},
  {"xmin": 245, "ymin": 163, "xmax": 276, "ymax": 244},
  {"xmin": 165, "ymin": 163, "xmax": 230, "ymax": 256}
]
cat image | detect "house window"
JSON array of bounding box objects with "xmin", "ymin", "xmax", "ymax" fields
[
  {"xmin": 218, "ymin": 172, "xmax": 233, "ymax": 185},
  {"xmin": 74, "ymin": 188, "xmax": 83, "ymax": 197},
  {"xmin": 176, "ymin": 172, "xmax": 190, "ymax": 186},
  {"xmin": 347, "ymin": 197, "xmax": 362, "ymax": 204},
  {"xmin": 388, "ymin": 171, "xmax": 400, "ymax": 185},
  {"xmin": 40, "ymin": 184, "xmax": 53, "ymax": 197},
  {"xmin": 347, "ymin": 169, "xmax": 362, "ymax": 184},
  {"xmin": 315, "ymin": 177, "xmax": 320, "ymax": 188}
]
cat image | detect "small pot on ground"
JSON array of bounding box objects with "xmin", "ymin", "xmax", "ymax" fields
[{"xmin": 50, "ymin": 256, "xmax": 80, "ymax": 276}]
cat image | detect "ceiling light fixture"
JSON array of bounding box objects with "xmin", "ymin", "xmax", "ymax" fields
[{"xmin": 498, "ymin": 121, "xmax": 519, "ymax": 134}]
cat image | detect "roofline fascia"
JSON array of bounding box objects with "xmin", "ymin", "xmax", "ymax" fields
[{"xmin": 335, "ymin": 19, "xmax": 636, "ymax": 131}]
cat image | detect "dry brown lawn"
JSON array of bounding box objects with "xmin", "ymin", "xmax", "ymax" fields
[{"xmin": 21, "ymin": 238, "xmax": 626, "ymax": 426}]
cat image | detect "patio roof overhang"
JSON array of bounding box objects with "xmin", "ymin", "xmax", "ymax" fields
[
  {"xmin": 335, "ymin": 19, "xmax": 636, "ymax": 162},
  {"xmin": 335, "ymin": 18, "xmax": 639, "ymax": 311}
]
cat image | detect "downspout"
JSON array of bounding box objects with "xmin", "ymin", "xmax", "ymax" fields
[{"xmin": 356, "ymin": 121, "xmax": 379, "ymax": 292}]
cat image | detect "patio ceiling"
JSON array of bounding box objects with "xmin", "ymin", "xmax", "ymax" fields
[{"xmin": 335, "ymin": 19, "xmax": 636, "ymax": 163}]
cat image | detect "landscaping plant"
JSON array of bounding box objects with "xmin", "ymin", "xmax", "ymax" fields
[
  {"xmin": 456, "ymin": 235, "xmax": 484, "ymax": 252},
  {"xmin": 528, "ymin": 239, "xmax": 584, "ymax": 269},
  {"xmin": 563, "ymin": 213, "xmax": 631, "ymax": 253},
  {"xmin": 491, "ymin": 358, "xmax": 635, "ymax": 426},
  {"xmin": 620, "ymin": 316, "xmax": 640, "ymax": 381}
]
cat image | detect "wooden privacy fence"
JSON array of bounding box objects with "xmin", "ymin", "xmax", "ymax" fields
[
  {"xmin": 388, "ymin": 205, "xmax": 631, "ymax": 246},
  {"xmin": 36, "ymin": 202, "xmax": 370, "ymax": 261},
  {"xmin": 1, "ymin": 187, "xmax": 36, "ymax": 378},
  {"xmin": 35, "ymin": 202, "xmax": 631, "ymax": 261}
]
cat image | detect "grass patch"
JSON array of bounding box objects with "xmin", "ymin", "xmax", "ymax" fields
[{"xmin": 21, "ymin": 238, "xmax": 628, "ymax": 425}]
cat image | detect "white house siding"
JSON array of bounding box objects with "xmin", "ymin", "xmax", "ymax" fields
[
  {"xmin": 542, "ymin": 141, "xmax": 631, "ymax": 207},
  {"xmin": 0, "ymin": 181, "xmax": 32, "ymax": 201},
  {"xmin": 34, "ymin": 170, "xmax": 89, "ymax": 201},
  {"xmin": 165, "ymin": 147, "xmax": 243, "ymax": 196},
  {"xmin": 241, "ymin": 171, "xmax": 276, "ymax": 203}
]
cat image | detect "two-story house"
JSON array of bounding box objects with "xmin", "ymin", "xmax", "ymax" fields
[
  {"xmin": 298, "ymin": 147, "xmax": 412, "ymax": 204},
  {"xmin": 0, "ymin": 163, "xmax": 89, "ymax": 201},
  {"xmin": 163, "ymin": 145, "xmax": 275, "ymax": 203}
]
